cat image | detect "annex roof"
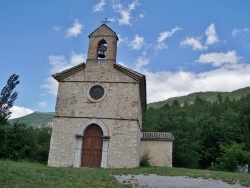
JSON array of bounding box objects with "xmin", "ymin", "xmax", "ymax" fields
[{"xmin": 141, "ymin": 132, "xmax": 174, "ymax": 141}]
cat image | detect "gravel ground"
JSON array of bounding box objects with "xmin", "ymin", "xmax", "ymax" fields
[{"xmin": 115, "ymin": 174, "xmax": 247, "ymax": 188}]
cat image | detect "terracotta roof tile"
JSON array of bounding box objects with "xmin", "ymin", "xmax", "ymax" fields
[{"xmin": 141, "ymin": 132, "xmax": 174, "ymax": 141}]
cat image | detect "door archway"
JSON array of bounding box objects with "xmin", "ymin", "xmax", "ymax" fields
[{"xmin": 81, "ymin": 124, "xmax": 103, "ymax": 167}]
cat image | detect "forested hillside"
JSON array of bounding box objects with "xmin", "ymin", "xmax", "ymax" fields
[
  {"xmin": 9, "ymin": 112, "xmax": 54, "ymax": 126},
  {"xmin": 143, "ymin": 94, "xmax": 250, "ymax": 171},
  {"xmin": 148, "ymin": 87, "xmax": 250, "ymax": 108}
]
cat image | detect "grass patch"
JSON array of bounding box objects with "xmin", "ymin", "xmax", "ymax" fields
[
  {"xmin": 0, "ymin": 160, "xmax": 127, "ymax": 188},
  {"xmin": 0, "ymin": 160, "xmax": 249, "ymax": 187}
]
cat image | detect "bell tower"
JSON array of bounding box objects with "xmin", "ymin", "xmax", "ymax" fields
[{"xmin": 87, "ymin": 24, "xmax": 119, "ymax": 61}]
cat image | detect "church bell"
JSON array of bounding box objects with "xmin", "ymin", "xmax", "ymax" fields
[{"xmin": 98, "ymin": 44, "xmax": 107, "ymax": 58}]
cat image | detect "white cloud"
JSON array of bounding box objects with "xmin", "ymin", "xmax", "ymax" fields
[
  {"xmin": 93, "ymin": 0, "xmax": 106, "ymax": 12},
  {"xmin": 232, "ymin": 29, "xmax": 240, "ymax": 37},
  {"xmin": 232, "ymin": 27, "xmax": 249, "ymax": 37},
  {"xmin": 128, "ymin": 0, "xmax": 139, "ymax": 10},
  {"xmin": 205, "ymin": 23, "xmax": 219, "ymax": 45},
  {"xmin": 48, "ymin": 53, "xmax": 86, "ymax": 74},
  {"xmin": 135, "ymin": 56, "xmax": 149, "ymax": 70},
  {"xmin": 157, "ymin": 32, "xmax": 169, "ymax": 44},
  {"xmin": 10, "ymin": 106, "xmax": 34, "ymax": 119},
  {"xmin": 70, "ymin": 52, "xmax": 86, "ymax": 65},
  {"xmin": 53, "ymin": 25, "xmax": 61, "ymax": 32},
  {"xmin": 156, "ymin": 27, "xmax": 182, "ymax": 49},
  {"xmin": 156, "ymin": 43, "xmax": 168, "ymax": 50},
  {"xmin": 130, "ymin": 35, "xmax": 145, "ymax": 50},
  {"xmin": 66, "ymin": 19, "xmax": 83, "ymax": 38},
  {"xmin": 117, "ymin": 34, "xmax": 128, "ymax": 46},
  {"xmin": 117, "ymin": 61, "xmax": 129, "ymax": 68},
  {"xmin": 181, "ymin": 24, "xmax": 219, "ymax": 51},
  {"xmin": 119, "ymin": 10, "xmax": 131, "ymax": 25},
  {"xmin": 48, "ymin": 55, "xmax": 69, "ymax": 73},
  {"xmin": 157, "ymin": 27, "xmax": 182, "ymax": 43},
  {"xmin": 197, "ymin": 51, "xmax": 238, "ymax": 67},
  {"xmin": 139, "ymin": 14, "xmax": 144, "ymax": 19},
  {"xmin": 112, "ymin": 0, "xmax": 140, "ymax": 25},
  {"xmin": 41, "ymin": 52, "xmax": 86, "ymax": 96},
  {"xmin": 38, "ymin": 101, "xmax": 48, "ymax": 107},
  {"xmin": 180, "ymin": 37, "xmax": 207, "ymax": 51},
  {"xmin": 140, "ymin": 63, "xmax": 250, "ymax": 103},
  {"xmin": 41, "ymin": 77, "xmax": 58, "ymax": 96}
]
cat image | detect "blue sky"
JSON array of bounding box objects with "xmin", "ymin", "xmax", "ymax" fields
[{"xmin": 1, "ymin": 0, "xmax": 250, "ymax": 118}]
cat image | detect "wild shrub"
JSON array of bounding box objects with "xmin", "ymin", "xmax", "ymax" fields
[
  {"xmin": 0, "ymin": 122, "xmax": 51, "ymax": 163},
  {"xmin": 216, "ymin": 143, "xmax": 250, "ymax": 172},
  {"xmin": 140, "ymin": 153, "xmax": 151, "ymax": 167}
]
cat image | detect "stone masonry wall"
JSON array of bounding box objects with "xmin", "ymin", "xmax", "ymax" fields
[
  {"xmin": 63, "ymin": 60, "xmax": 134, "ymax": 82},
  {"xmin": 48, "ymin": 23, "xmax": 144, "ymax": 168},
  {"xmin": 48, "ymin": 117, "xmax": 141, "ymax": 168},
  {"xmin": 87, "ymin": 26, "xmax": 117, "ymax": 60},
  {"xmin": 55, "ymin": 61, "xmax": 140, "ymax": 120},
  {"xmin": 106, "ymin": 119, "xmax": 141, "ymax": 168},
  {"xmin": 48, "ymin": 61, "xmax": 143, "ymax": 168}
]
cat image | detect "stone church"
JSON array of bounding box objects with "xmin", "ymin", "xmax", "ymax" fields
[{"xmin": 48, "ymin": 24, "xmax": 174, "ymax": 168}]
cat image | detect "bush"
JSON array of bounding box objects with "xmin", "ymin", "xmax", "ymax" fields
[
  {"xmin": 216, "ymin": 143, "xmax": 250, "ymax": 172},
  {"xmin": 0, "ymin": 122, "xmax": 51, "ymax": 163},
  {"xmin": 140, "ymin": 153, "xmax": 151, "ymax": 167}
]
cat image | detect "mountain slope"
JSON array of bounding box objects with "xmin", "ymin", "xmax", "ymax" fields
[
  {"xmin": 148, "ymin": 87, "xmax": 250, "ymax": 108},
  {"xmin": 9, "ymin": 112, "xmax": 54, "ymax": 126}
]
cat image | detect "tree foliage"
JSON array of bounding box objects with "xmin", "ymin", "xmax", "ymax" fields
[
  {"xmin": 143, "ymin": 94, "xmax": 250, "ymax": 171},
  {"xmin": 217, "ymin": 143, "xmax": 250, "ymax": 172},
  {"xmin": 0, "ymin": 74, "xmax": 20, "ymax": 124},
  {"xmin": 0, "ymin": 122, "xmax": 51, "ymax": 163}
]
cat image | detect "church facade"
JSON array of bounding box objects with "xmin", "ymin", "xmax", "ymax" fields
[{"xmin": 48, "ymin": 24, "xmax": 174, "ymax": 168}]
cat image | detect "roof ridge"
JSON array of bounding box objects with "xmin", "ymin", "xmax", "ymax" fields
[
  {"xmin": 141, "ymin": 132, "xmax": 175, "ymax": 141},
  {"xmin": 88, "ymin": 24, "xmax": 117, "ymax": 38},
  {"xmin": 113, "ymin": 63, "xmax": 145, "ymax": 82},
  {"xmin": 53, "ymin": 63, "xmax": 85, "ymax": 81},
  {"xmin": 114, "ymin": 63, "xmax": 144, "ymax": 77},
  {"xmin": 114, "ymin": 63, "xmax": 147, "ymax": 112}
]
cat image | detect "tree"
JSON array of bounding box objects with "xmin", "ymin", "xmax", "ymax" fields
[
  {"xmin": 0, "ymin": 74, "xmax": 20, "ymax": 124},
  {"xmin": 217, "ymin": 143, "xmax": 250, "ymax": 172}
]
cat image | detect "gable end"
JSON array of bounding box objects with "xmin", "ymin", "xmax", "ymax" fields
[
  {"xmin": 53, "ymin": 63, "xmax": 86, "ymax": 81},
  {"xmin": 89, "ymin": 24, "xmax": 119, "ymax": 40},
  {"xmin": 114, "ymin": 63, "xmax": 147, "ymax": 112}
]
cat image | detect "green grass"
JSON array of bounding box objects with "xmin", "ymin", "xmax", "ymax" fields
[{"xmin": 0, "ymin": 160, "xmax": 249, "ymax": 187}]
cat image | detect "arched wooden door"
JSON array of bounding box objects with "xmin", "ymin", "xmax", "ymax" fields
[{"xmin": 81, "ymin": 124, "xmax": 103, "ymax": 168}]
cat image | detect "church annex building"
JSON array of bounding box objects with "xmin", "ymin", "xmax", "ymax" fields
[{"xmin": 48, "ymin": 24, "xmax": 174, "ymax": 168}]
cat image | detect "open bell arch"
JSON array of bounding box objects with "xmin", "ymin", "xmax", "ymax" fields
[
  {"xmin": 87, "ymin": 24, "xmax": 118, "ymax": 60},
  {"xmin": 97, "ymin": 39, "xmax": 107, "ymax": 59}
]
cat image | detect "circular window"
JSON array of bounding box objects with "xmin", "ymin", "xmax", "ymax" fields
[{"xmin": 87, "ymin": 84, "xmax": 106, "ymax": 102}]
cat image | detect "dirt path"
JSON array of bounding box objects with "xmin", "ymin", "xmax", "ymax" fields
[{"xmin": 115, "ymin": 174, "xmax": 246, "ymax": 188}]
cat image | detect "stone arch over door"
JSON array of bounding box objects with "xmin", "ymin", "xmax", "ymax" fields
[
  {"xmin": 74, "ymin": 119, "xmax": 109, "ymax": 168},
  {"xmin": 81, "ymin": 124, "xmax": 103, "ymax": 168}
]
